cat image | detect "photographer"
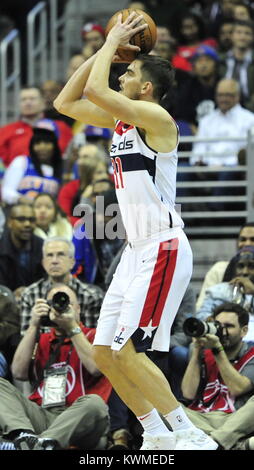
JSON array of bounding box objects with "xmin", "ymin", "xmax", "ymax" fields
[
  {"xmin": 0, "ymin": 285, "xmax": 110, "ymax": 450},
  {"xmin": 20, "ymin": 237, "xmax": 104, "ymax": 334},
  {"xmin": 181, "ymin": 302, "xmax": 254, "ymax": 450}
]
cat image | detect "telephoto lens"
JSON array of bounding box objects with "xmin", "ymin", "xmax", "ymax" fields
[
  {"xmin": 41, "ymin": 292, "xmax": 70, "ymax": 326},
  {"xmin": 51, "ymin": 292, "xmax": 70, "ymax": 314},
  {"xmin": 183, "ymin": 317, "xmax": 223, "ymax": 339}
]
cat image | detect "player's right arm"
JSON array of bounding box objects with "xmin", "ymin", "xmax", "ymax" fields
[{"xmin": 54, "ymin": 52, "xmax": 115, "ymax": 128}]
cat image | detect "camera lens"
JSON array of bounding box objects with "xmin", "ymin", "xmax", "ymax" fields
[
  {"xmin": 183, "ymin": 318, "xmax": 206, "ymax": 337},
  {"xmin": 51, "ymin": 291, "xmax": 70, "ymax": 314}
]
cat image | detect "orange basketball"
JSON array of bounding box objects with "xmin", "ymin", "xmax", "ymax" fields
[{"xmin": 105, "ymin": 9, "xmax": 157, "ymax": 62}]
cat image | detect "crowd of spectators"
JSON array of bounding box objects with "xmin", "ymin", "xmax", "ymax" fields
[{"xmin": 0, "ymin": 0, "xmax": 254, "ymax": 452}]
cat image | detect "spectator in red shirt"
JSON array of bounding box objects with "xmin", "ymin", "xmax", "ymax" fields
[
  {"xmin": 58, "ymin": 144, "xmax": 109, "ymax": 226},
  {"xmin": 0, "ymin": 87, "xmax": 73, "ymax": 167},
  {"xmin": 0, "ymin": 284, "xmax": 111, "ymax": 450}
]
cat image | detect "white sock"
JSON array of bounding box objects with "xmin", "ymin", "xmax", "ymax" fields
[
  {"xmin": 164, "ymin": 406, "xmax": 195, "ymax": 431},
  {"xmin": 137, "ymin": 408, "xmax": 171, "ymax": 436}
]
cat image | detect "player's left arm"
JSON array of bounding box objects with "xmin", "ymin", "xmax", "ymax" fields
[{"xmin": 84, "ymin": 13, "xmax": 173, "ymax": 138}]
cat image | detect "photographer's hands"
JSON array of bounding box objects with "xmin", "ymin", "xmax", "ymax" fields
[
  {"xmin": 30, "ymin": 298, "xmax": 79, "ymax": 335},
  {"xmin": 30, "ymin": 299, "xmax": 50, "ymax": 328},
  {"xmin": 193, "ymin": 334, "xmax": 222, "ymax": 351},
  {"xmin": 49, "ymin": 304, "xmax": 79, "ymax": 335}
]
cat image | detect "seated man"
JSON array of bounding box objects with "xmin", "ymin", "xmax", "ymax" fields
[
  {"xmin": 0, "ymin": 285, "xmax": 110, "ymax": 450},
  {"xmin": 20, "ymin": 236, "xmax": 104, "ymax": 334},
  {"xmin": 191, "ymin": 78, "xmax": 254, "ymax": 167},
  {"xmin": 190, "ymin": 78, "xmax": 254, "ymax": 212},
  {"xmin": 0, "ymin": 204, "xmax": 45, "ymax": 293},
  {"xmin": 181, "ymin": 302, "xmax": 254, "ymax": 450}
]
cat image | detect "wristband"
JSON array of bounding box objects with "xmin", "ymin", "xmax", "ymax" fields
[{"xmin": 212, "ymin": 346, "xmax": 224, "ymax": 356}]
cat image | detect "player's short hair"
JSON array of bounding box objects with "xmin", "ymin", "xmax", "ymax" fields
[{"xmin": 136, "ymin": 53, "xmax": 175, "ymax": 102}]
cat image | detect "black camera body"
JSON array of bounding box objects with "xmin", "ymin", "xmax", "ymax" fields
[
  {"xmin": 183, "ymin": 317, "xmax": 224, "ymax": 341},
  {"xmin": 40, "ymin": 291, "xmax": 70, "ymax": 327}
]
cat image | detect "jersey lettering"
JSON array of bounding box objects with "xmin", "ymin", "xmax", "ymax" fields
[
  {"xmin": 118, "ymin": 138, "xmax": 134, "ymax": 151},
  {"xmin": 110, "ymin": 137, "xmax": 134, "ymax": 153}
]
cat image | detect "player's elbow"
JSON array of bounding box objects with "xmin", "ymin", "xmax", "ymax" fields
[
  {"xmin": 83, "ymin": 86, "xmax": 93, "ymax": 98},
  {"xmin": 83, "ymin": 85, "xmax": 99, "ymax": 100},
  {"xmin": 53, "ymin": 97, "xmax": 63, "ymax": 113}
]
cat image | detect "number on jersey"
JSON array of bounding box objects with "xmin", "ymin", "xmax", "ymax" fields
[{"xmin": 111, "ymin": 157, "xmax": 124, "ymax": 189}]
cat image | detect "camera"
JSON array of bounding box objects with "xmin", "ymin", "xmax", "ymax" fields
[
  {"xmin": 183, "ymin": 317, "xmax": 224, "ymax": 341},
  {"xmin": 40, "ymin": 291, "xmax": 70, "ymax": 327}
]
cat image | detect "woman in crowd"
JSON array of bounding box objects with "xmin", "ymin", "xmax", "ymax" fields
[
  {"xmin": 33, "ymin": 192, "xmax": 73, "ymax": 240},
  {"xmin": 1, "ymin": 127, "xmax": 62, "ymax": 205},
  {"xmin": 174, "ymin": 12, "xmax": 218, "ymax": 69}
]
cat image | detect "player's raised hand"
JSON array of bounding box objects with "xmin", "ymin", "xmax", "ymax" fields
[{"xmin": 106, "ymin": 12, "xmax": 147, "ymax": 51}]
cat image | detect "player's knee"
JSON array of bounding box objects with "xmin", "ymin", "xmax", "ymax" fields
[{"xmin": 92, "ymin": 345, "xmax": 113, "ymax": 372}]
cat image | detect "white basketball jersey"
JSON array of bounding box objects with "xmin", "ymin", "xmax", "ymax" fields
[{"xmin": 110, "ymin": 120, "xmax": 184, "ymax": 242}]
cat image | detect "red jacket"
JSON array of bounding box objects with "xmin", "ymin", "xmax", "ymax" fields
[
  {"xmin": 58, "ymin": 179, "xmax": 81, "ymax": 226},
  {"xmin": 189, "ymin": 346, "xmax": 254, "ymax": 413},
  {"xmin": 0, "ymin": 120, "xmax": 73, "ymax": 166},
  {"xmin": 29, "ymin": 325, "xmax": 112, "ymax": 406}
]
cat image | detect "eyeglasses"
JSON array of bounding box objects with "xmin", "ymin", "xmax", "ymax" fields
[{"xmin": 11, "ymin": 216, "xmax": 36, "ymax": 223}]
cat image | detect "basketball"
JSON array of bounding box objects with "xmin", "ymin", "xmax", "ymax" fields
[{"xmin": 105, "ymin": 9, "xmax": 157, "ymax": 62}]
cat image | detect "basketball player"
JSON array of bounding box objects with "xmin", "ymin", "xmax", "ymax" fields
[{"xmin": 54, "ymin": 12, "xmax": 217, "ymax": 450}]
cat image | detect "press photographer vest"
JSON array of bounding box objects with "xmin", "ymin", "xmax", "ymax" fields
[
  {"xmin": 29, "ymin": 326, "xmax": 111, "ymax": 406},
  {"xmin": 189, "ymin": 346, "xmax": 254, "ymax": 413}
]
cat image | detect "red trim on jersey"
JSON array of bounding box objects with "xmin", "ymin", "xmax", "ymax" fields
[
  {"xmin": 115, "ymin": 121, "xmax": 134, "ymax": 136},
  {"xmin": 139, "ymin": 238, "xmax": 178, "ymax": 327}
]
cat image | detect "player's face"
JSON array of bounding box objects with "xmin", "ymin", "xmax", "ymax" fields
[{"xmin": 118, "ymin": 60, "xmax": 143, "ymax": 99}]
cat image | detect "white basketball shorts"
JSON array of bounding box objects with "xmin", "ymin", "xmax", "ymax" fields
[{"xmin": 93, "ymin": 227, "xmax": 193, "ymax": 352}]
